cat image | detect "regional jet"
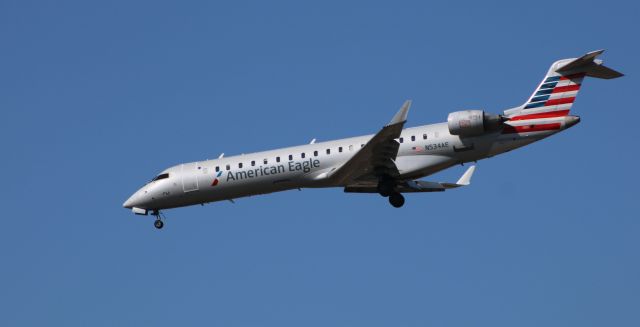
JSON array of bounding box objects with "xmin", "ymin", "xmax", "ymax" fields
[{"xmin": 124, "ymin": 50, "xmax": 622, "ymax": 229}]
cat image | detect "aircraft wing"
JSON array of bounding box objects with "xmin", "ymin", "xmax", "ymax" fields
[
  {"xmin": 344, "ymin": 165, "xmax": 476, "ymax": 193},
  {"xmin": 326, "ymin": 100, "xmax": 411, "ymax": 185}
]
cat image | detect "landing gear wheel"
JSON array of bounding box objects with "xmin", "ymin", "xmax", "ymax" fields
[
  {"xmin": 377, "ymin": 178, "xmax": 395, "ymax": 197},
  {"xmin": 389, "ymin": 193, "xmax": 405, "ymax": 208},
  {"xmin": 151, "ymin": 210, "xmax": 166, "ymax": 229}
]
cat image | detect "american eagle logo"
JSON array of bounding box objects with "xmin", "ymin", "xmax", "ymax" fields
[{"xmin": 211, "ymin": 171, "xmax": 223, "ymax": 186}]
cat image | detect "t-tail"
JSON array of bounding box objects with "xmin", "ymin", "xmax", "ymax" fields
[{"xmin": 504, "ymin": 50, "xmax": 623, "ymax": 122}]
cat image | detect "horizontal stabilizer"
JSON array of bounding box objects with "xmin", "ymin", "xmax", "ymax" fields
[{"xmin": 557, "ymin": 49, "xmax": 623, "ymax": 79}]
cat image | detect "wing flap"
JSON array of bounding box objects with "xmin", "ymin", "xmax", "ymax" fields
[{"xmin": 344, "ymin": 165, "xmax": 476, "ymax": 193}]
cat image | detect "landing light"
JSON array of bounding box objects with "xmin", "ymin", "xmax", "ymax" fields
[{"xmin": 132, "ymin": 207, "xmax": 148, "ymax": 215}]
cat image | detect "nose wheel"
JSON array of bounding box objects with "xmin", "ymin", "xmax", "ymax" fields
[
  {"xmin": 154, "ymin": 219, "xmax": 164, "ymax": 229},
  {"xmin": 151, "ymin": 210, "xmax": 166, "ymax": 229}
]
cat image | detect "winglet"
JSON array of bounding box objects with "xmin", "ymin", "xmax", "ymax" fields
[
  {"xmin": 455, "ymin": 165, "xmax": 476, "ymax": 186},
  {"xmin": 388, "ymin": 100, "xmax": 411, "ymax": 126}
]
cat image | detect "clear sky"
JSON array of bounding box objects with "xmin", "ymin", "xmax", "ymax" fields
[{"xmin": 1, "ymin": 0, "xmax": 638, "ymax": 326}]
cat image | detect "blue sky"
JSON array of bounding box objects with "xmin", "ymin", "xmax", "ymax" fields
[{"xmin": 1, "ymin": 0, "xmax": 638, "ymax": 326}]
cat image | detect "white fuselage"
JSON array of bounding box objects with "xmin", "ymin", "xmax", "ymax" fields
[{"xmin": 123, "ymin": 115, "xmax": 578, "ymax": 212}]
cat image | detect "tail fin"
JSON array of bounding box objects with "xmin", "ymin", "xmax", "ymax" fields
[{"xmin": 504, "ymin": 50, "xmax": 623, "ymax": 118}]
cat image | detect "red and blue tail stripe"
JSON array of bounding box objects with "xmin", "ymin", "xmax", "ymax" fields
[
  {"xmin": 504, "ymin": 50, "xmax": 622, "ymax": 131},
  {"xmin": 523, "ymin": 73, "xmax": 585, "ymax": 111},
  {"xmin": 505, "ymin": 72, "xmax": 585, "ymax": 133}
]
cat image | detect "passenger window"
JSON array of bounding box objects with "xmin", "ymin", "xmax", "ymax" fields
[
  {"xmin": 301, "ymin": 153, "xmax": 305, "ymax": 158},
  {"xmin": 326, "ymin": 149, "xmax": 330, "ymax": 155},
  {"xmin": 215, "ymin": 166, "xmax": 220, "ymax": 172},
  {"xmin": 349, "ymin": 145, "xmax": 353, "ymax": 151},
  {"xmin": 226, "ymin": 164, "xmax": 230, "ymax": 171},
  {"xmin": 276, "ymin": 156, "xmax": 280, "ymax": 163},
  {"xmin": 263, "ymin": 159, "xmax": 268, "ymax": 164},
  {"xmin": 251, "ymin": 160, "xmax": 255, "ymax": 166},
  {"xmin": 411, "ymin": 135, "xmax": 415, "ymax": 141},
  {"xmin": 314, "ymin": 150, "xmax": 318, "ymax": 157},
  {"xmin": 288, "ymin": 154, "xmax": 293, "ymax": 161},
  {"xmin": 339, "ymin": 146, "xmax": 343, "ymax": 152},
  {"xmin": 423, "ymin": 133, "xmax": 427, "ymax": 140},
  {"xmin": 399, "ymin": 137, "xmax": 404, "ymax": 143},
  {"xmin": 239, "ymin": 162, "xmax": 243, "ymax": 168}
]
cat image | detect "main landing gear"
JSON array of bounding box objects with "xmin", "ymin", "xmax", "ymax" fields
[
  {"xmin": 377, "ymin": 176, "xmax": 405, "ymax": 208},
  {"xmin": 151, "ymin": 210, "xmax": 165, "ymax": 229},
  {"xmin": 388, "ymin": 193, "xmax": 405, "ymax": 208}
]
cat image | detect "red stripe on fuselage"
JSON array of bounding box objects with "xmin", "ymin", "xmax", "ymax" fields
[
  {"xmin": 502, "ymin": 123, "xmax": 562, "ymax": 134},
  {"xmin": 545, "ymin": 97, "xmax": 575, "ymax": 106},
  {"xmin": 552, "ymin": 84, "xmax": 580, "ymax": 93},
  {"xmin": 510, "ymin": 110, "xmax": 570, "ymax": 121}
]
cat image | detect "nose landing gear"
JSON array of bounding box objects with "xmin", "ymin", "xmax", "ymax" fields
[{"xmin": 151, "ymin": 210, "xmax": 166, "ymax": 229}]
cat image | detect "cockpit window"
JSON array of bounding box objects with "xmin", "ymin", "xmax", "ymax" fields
[{"xmin": 151, "ymin": 173, "xmax": 169, "ymax": 182}]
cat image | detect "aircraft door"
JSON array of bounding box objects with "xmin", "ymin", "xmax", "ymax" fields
[{"xmin": 181, "ymin": 162, "xmax": 199, "ymax": 192}]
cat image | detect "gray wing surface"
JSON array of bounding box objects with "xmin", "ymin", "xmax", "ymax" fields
[
  {"xmin": 344, "ymin": 165, "xmax": 476, "ymax": 193},
  {"xmin": 327, "ymin": 100, "xmax": 411, "ymax": 185}
]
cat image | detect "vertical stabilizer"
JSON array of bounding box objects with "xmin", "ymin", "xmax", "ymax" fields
[{"xmin": 504, "ymin": 50, "xmax": 622, "ymax": 119}]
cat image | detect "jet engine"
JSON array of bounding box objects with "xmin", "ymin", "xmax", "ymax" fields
[{"xmin": 447, "ymin": 110, "xmax": 505, "ymax": 137}]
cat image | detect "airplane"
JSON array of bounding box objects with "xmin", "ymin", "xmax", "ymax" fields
[{"xmin": 123, "ymin": 50, "xmax": 622, "ymax": 229}]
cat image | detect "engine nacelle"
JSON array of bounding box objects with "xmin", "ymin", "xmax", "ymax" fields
[{"xmin": 447, "ymin": 110, "xmax": 504, "ymax": 137}]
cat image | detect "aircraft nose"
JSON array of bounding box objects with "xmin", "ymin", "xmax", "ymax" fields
[
  {"xmin": 123, "ymin": 189, "xmax": 145, "ymax": 209},
  {"xmin": 123, "ymin": 194, "xmax": 137, "ymax": 209}
]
